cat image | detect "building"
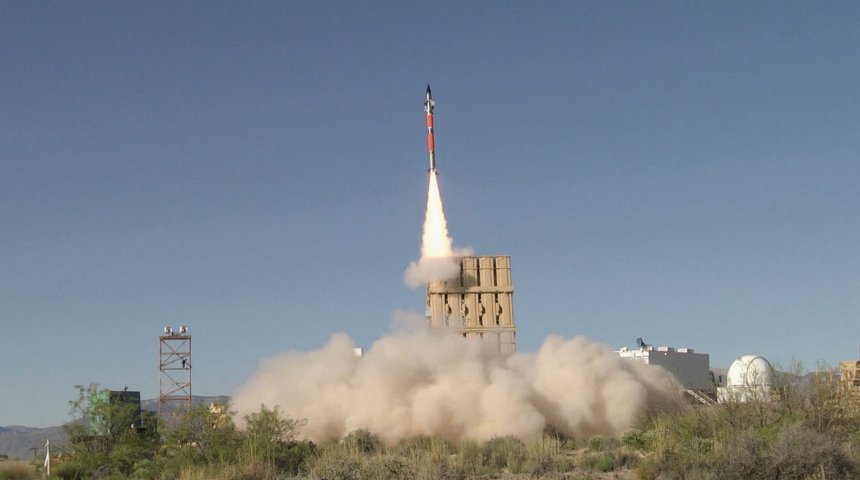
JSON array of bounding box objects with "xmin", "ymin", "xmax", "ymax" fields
[
  {"xmin": 88, "ymin": 389, "xmax": 143, "ymax": 435},
  {"xmin": 717, "ymin": 355, "xmax": 775, "ymax": 403},
  {"xmin": 617, "ymin": 345, "xmax": 713, "ymax": 393},
  {"xmin": 426, "ymin": 255, "xmax": 516, "ymax": 354},
  {"xmin": 840, "ymin": 360, "xmax": 860, "ymax": 394}
]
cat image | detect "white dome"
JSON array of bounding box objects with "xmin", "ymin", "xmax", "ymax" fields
[{"xmin": 727, "ymin": 355, "xmax": 774, "ymax": 388}]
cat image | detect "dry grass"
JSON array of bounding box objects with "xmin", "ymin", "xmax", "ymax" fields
[{"xmin": 0, "ymin": 461, "xmax": 35, "ymax": 480}]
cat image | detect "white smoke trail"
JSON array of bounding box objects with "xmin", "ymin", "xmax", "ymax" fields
[
  {"xmin": 404, "ymin": 171, "xmax": 468, "ymax": 288},
  {"xmin": 231, "ymin": 313, "xmax": 682, "ymax": 445}
]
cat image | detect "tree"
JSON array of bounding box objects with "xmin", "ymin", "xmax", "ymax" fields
[
  {"xmin": 242, "ymin": 405, "xmax": 313, "ymax": 474},
  {"xmin": 59, "ymin": 384, "xmax": 159, "ymax": 478},
  {"xmin": 166, "ymin": 403, "xmax": 241, "ymax": 465}
]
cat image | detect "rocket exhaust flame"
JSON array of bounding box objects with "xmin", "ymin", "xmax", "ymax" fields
[
  {"xmin": 405, "ymin": 87, "xmax": 467, "ymax": 288},
  {"xmin": 421, "ymin": 171, "xmax": 452, "ymax": 259},
  {"xmin": 404, "ymin": 170, "xmax": 462, "ymax": 288}
]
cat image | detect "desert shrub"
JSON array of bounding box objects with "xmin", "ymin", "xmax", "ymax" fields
[
  {"xmin": 768, "ymin": 423, "xmax": 855, "ymax": 480},
  {"xmin": 306, "ymin": 444, "xmax": 361, "ymax": 480},
  {"xmin": 578, "ymin": 451, "xmax": 616, "ymax": 472},
  {"xmin": 709, "ymin": 424, "xmax": 856, "ymax": 480},
  {"xmin": 411, "ymin": 457, "xmax": 464, "ymax": 480},
  {"xmin": 622, "ymin": 428, "xmax": 656, "ymax": 451},
  {"xmin": 543, "ymin": 423, "xmax": 573, "ymax": 442},
  {"xmin": 525, "ymin": 435, "xmax": 568, "ymax": 476},
  {"xmin": 634, "ymin": 411, "xmax": 716, "ymax": 480},
  {"xmin": 711, "ymin": 430, "xmax": 767, "ymax": 480},
  {"xmin": 343, "ymin": 429, "xmax": 383, "ymax": 454},
  {"xmin": 481, "ymin": 435, "xmax": 527, "ymax": 472},
  {"xmin": 613, "ymin": 448, "xmax": 641, "ymax": 469},
  {"xmin": 586, "ymin": 435, "xmax": 608, "ymax": 451},
  {"xmin": 130, "ymin": 458, "xmax": 163, "ymax": 479},
  {"xmin": 0, "ymin": 464, "xmax": 34, "ymax": 480},
  {"xmin": 242, "ymin": 405, "xmax": 305, "ymax": 468},
  {"xmin": 635, "ymin": 456, "xmax": 714, "ymax": 480},
  {"xmin": 359, "ymin": 454, "xmax": 412, "ymax": 480},
  {"xmin": 396, "ymin": 435, "xmax": 455, "ymax": 463},
  {"xmin": 174, "ymin": 462, "xmax": 271, "ymax": 480},
  {"xmin": 395, "ymin": 435, "xmax": 431, "ymax": 455},
  {"xmin": 456, "ymin": 440, "xmax": 488, "ymax": 476},
  {"xmin": 193, "ymin": 462, "xmax": 271, "ymax": 480},
  {"xmin": 52, "ymin": 460, "xmax": 90, "ymax": 480},
  {"xmin": 168, "ymin": 404, "xmax": 242, "ymax": 466},
  {"xmin": 275, "ymin": 441, "xmax": 316, "ymax": 474},
  {"xmin": 646, "ymin": 439, "xmax": 712, "ymax": 477},
  {"xmin": 390, "ymin": 436, "xmax": 463, "ymax": 480}
]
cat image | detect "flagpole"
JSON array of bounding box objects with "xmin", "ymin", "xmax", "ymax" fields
[{"xmin": 44, "ymin": 439, "xmax": 50, "ymax": 477}]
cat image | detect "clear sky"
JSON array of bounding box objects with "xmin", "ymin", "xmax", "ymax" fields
[{"xmin": 2, "ymin": 1, "xmax": 859, "ymax": 427}]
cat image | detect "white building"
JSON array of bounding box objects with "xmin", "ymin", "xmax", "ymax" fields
[
  {"xmin": 617, "ymin": 345, "xmax": 713, "ymax": 393},
  {"xmin": 717, "ymin": 355, "xmax": 774, "ymax": 403}
]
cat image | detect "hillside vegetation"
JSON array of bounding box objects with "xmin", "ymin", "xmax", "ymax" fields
[{"xmin": 3, "ymin": 367, "xmax": 859, "ymax": 479}]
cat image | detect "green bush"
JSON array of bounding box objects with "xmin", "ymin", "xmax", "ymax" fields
[
  {"xmin": 48, "ymin": 375, "xmax": 860, "ymax": 480},
  {"xmin": 52, "ymin": 460, "xmax": 90, "ymax": 480},
  {"xmin": 586, "ymin": 435, "xmax": 608, "ymax": 451},
  {"xmin": 130, "ymin": 458, "xmax": 163, "ymax": 479},
  {"xmin": 481, "ymin": 435, "xmax": 527, "ymax": 472},
  {"xmin": 276, "ymin": 440, "xmax": 316, "ymax": 473},
  {"xmin": 634, "ymin": 411, "xmax": 716, "ymax": 480},
  {"xmin": 577, "ymin": 451, "xmax": 616, "ymax": 472},
  {"xmin": 622, "ymin": 428, "xmax": 656, "ymax": 451}
]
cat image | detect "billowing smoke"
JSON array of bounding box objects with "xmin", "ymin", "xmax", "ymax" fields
[
  {"xmin": 404, "ymin": 171, "xmax": 470, "ymax": 288},
  {"xmin": 231, "ymin": 313, "xmax": 682, "ymax": 444},
  {"xmin": 234, "ymin": 145, "xmax": 682, "ymax": 444}
]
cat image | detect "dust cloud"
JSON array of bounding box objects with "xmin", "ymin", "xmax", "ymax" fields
[
  {"xmin": 234, "ymin": 153, "xmax": 681, "ymax": 444},
  {"xmin": 231, "ymin": 313, "xmax": 682, "ymax": 445}
]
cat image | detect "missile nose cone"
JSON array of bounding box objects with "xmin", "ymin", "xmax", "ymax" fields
[{"xmin": 426, "ymin": 84, "xmax": 432, "ymax": 99}]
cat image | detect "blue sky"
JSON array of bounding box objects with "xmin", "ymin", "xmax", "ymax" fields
[{"xmin": 2, "ymin": 1, "xmax": 859, "ymax": 427}]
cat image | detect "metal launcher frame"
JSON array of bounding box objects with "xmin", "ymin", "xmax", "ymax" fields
[
  {"xmin": 426, "ymin": 256, "xmax": 516, "ymax": 354},
  {"xmin": 158, "ymin": 327, "xmax": 191, "ymax": 425}
]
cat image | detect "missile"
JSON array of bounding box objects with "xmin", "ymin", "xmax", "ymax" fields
[{"xmin": 424, "ymin": 84, "xmax": 436, "ymax": 172}]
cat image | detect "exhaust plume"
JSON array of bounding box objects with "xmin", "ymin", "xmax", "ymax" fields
[
  {"xmin": 404, "ymin": 171, "xmax": 468, "ymax": 288},
  {"xmin": 232, "ymin": 313, "xmax": 682, "ymax": 445}
]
